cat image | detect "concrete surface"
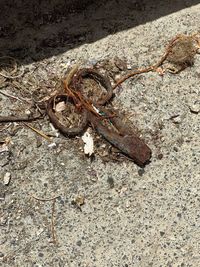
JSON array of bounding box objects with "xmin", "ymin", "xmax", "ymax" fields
[{"xmin": 0, "ymin": 1, "xmax": 200, "ymax": 267}]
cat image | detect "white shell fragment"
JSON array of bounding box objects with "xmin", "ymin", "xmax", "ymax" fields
[
  {"xmin": 3, "ymin": 172, "xmax": 11, "ymax": 185},
  {"xmin": 81, "ymin": 131, "xmax": 94, "ymax": 156},
  {"xmin": 189, "ymin": 101, "xmax": 200, "ymax": 114},
  {"xmin": 55, "ymin": 101, "xmax": 66, "ymax": 112},
  {"xmin": 92, "ymin": 104, "xmax": 101, "ymax": 114},
  {"xmin": 172, "ymin": 115, "xmax": 182, "ymax": 124}
]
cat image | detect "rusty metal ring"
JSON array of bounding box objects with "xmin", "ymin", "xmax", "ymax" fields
[
  {"xmin": 71, "ymin": 68, "xmax": 113, "ymax": 105},
  {"xmin": 47, "ymin": 94, "xmax": 88, "ymax": 137}
]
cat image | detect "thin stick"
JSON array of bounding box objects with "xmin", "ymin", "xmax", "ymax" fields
[
  {"xmin": 32, "ymin": 195, "xmax": 59, "ymax": 245},
  {"xmin": 0, "ymin": 90, "xmax": 32, "ymax": 104},
  {"xmin": 32, "ymin": 195, "xmax": 59, "ymax": 201},
  {"xmin": 65, "ymin": 64, "xmax": 79, "ymax": 87},
  {"xmin": 23, "ymin": 122, "xmax": 52, "ymax": 142},
  {"xmin": 0, "ymin": 115, "xmax": 42, "ymax": 123},
  {"xmin": 50, "ymin": 199, "xmax": 57, "ymax": 244},
  {"xmin": 0, "ymin": 123, "xmax": 11, "ymax": 132}
]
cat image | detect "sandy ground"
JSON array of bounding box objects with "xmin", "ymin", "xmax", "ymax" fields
[{"xmin": 0, "ymin": 1, "xmax": 200, "ymax": 267}]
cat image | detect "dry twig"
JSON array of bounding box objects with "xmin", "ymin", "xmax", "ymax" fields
[
  {"xmin": 32, "ymin": 195, "xmax": 60, "ymax": 201},
  {"xmin": 50, "ymin": 199, "xmax": 57, "ymax": 244},
  {"xmin": 23, "ymin": 122, "xmax": 52, "ymax": 142},
  {"xmin": 32, "ymin": 194, "xmax": 60, "ymax": 244},
  {"xmin": 0, "ymin": 90, "xmax": 32, "ymax": 104},
  {"xmin": 0, "ymin": 115, "xmax": 42, "ymax": 123}
]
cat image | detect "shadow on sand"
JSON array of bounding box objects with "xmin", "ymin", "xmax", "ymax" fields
[{"xmin": 0, "ymin": 0, "xmax": 199, "ymax": 63}]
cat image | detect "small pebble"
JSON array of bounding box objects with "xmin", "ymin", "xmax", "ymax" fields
[
  {"xmin": 0, "ymin": 252, "xmax": 4, "ymax": 257},
  {"xmin": 76, "ymin": 240, "xmax": 82, "ymax": 246},
  {"xmin": 157, "ymin": 153, "xmax": 164, "ymax": 160},
  {"xmin": 107, "ymin": 176, "xmax": 114, "ymax": 188},
  {"xmin": 38, "ymin": 252, "xmax": 44, "ymax": 257},
  {"xmin": 189, "ymin": 101, "xmax": 200, "ymax": 114},
  {"xmin": 115, "ymin": 74, "xmax": 121, "ymax": 80},
  {"xmin": 3, "ymin": 172, "xmax": 11, "ymax": 185},
  {"xmin": 138, "ymin": 168, "xmax": 145, "ymax": 176},
  {"xmin": 25, "ymin": 109, "xmax": 31, "ymax": 115},
  {"xmin": 160, "ymin": 231, "xmax": 165, "ymax": 237},
  {"xmin": 72, "ymin": 195, "xmax": 85, "ymax": 208},
  {"xmin": 172, "ymin": 115, "xmax": 182, "ymax": 124},
  {"xmin": 48, "ymin": 142, "xmax": 57, "ymax": 148},
  {"xmin": 125, "ymin": 200, "xmax": 131, "ymax": 209}
]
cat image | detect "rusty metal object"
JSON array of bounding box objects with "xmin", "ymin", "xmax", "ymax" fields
[
  {"xmin": 47, "ymin": 94, "xmax": 88, "ymax": 136},
  {"xmin": 71, "ymin": 68, "xmax": 113, "ymax": 105},
  {"xmin": 47, "ymin": 68, "xmax": 152, "ymax": 166},
  {"xmin": 87, "ymin": 107, "xmax": 151, "ymax": 166}
]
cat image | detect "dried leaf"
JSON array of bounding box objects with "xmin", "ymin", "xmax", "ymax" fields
[{"xmin": 81, "ymin": 131, "xmax": 94, "ymax": 156}]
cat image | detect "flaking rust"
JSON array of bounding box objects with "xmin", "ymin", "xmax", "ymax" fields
[
  {"xmin": 122, "ymin": 135, "xmax": 151, "ymax": 166},
  {"xmin": 87, "ymin": 110, "xmax": 151, "ymax": 167}
]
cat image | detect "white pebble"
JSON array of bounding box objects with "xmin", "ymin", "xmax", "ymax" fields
[
  {"xmin": 4, "ymin": 172, "xmax": 11, "ymax": 185},
  {"xmin": 189, "ymin": 102, "xmax": 200, "ymax": 114}
]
